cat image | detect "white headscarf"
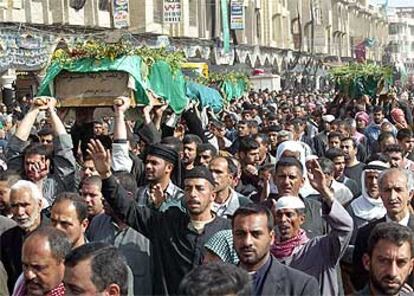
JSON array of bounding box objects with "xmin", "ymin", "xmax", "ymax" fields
[
  {"xmin": 273, "ymin": 141, "xmax": 318, "ymax": 197},
  {"xmin": 350, "ymin": 161, "xmax": 389, "ymax": 221}
]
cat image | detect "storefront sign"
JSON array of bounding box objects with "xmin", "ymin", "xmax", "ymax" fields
[
  {"xmin": 113, "ymin": 0, "xmax": 129, "ymax": 29},
  {"xmin": 230, "ymin": 0, "xmax": 244, "ymax": 30},
  {"xmin": 163, "ymin": 0, "xmax": 181, "ymax": 23}
]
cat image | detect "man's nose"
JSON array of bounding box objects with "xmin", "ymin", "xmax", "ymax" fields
[{"xmin": 24, "ymin": 268, "xmax": 36, "ymax": 281}]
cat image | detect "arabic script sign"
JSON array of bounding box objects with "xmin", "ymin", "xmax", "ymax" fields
[{"xmin": 55, "ymin": 71, "xmax": 131, "ymax": 107}]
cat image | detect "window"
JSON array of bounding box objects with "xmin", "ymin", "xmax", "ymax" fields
[{"xmin": 389, "ymin": 24, "xmax": 398, "ymax": 35}]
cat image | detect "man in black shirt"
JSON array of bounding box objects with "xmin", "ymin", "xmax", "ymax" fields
[{"xmin": 87, "ymin": 139, "xmax": 230, "ymax": 295}]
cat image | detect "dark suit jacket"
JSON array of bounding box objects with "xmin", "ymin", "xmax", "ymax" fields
[
  {"xmin": 351, "ymin": 215, "xmax": 414, "ymax": 291},
  {"xmin": 261, "ymin": 256, "xmax": 320, "ymax": 296}
]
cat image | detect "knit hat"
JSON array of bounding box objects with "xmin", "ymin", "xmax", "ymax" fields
[
  {"xmin": 275, "ymin": 196, "xmax": 305, "ymax": 211},
  {"xmin": 184, "ymin": 166, "xmax": 216, "ymax": 185}
]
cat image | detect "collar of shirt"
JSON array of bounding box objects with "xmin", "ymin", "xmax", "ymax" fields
[
  {"xmin": 213, "ymin": 192, "xmax": 232, "ymax": 215},
  {"xmin": 46, "ymin": 283, "xmax": 65, "ymax": 296},
  {"xmin": 250, "ymin": 255, "xmax": 272, "ymax": 296},
  {"xmin": 386, "ymin": 212, "xmax": 410, "ymax": 226},
  {"xmin": 144, "ymin": 180, "xmax": 177, "ymax": 201}
]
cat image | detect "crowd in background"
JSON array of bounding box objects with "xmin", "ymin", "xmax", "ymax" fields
[{"xmin": 0, "ymin": 87, "xmax": 414, "ymax": 295}]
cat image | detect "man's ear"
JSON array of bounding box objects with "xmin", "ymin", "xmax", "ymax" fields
[
  {"xmin": 269, "ymin": 229, "xmax": 275, "ymax": 245},
  {"xmin": 299, "ymin": 213, "xmax": 306, "ymax": 226},
  {"xmin": 362, "ymin": 253, "xmax": 371, "ymax": 272},
  {"xmin": 81, "ymin": 218, "xmax": 89, "ymax": 232},
  {"xmin": 105, "ymin": 283, "xmax": 121, "ymax": 296}
]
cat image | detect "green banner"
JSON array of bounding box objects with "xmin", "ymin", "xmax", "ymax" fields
[{"xmin": 221, "ymin": 0, "xmax": 230, "ymax": 53}]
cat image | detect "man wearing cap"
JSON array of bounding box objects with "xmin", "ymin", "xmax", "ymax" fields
[
  {"xmin": 87, "ymin": 139, "xmax": 230, "ymax": 295},
  {"xmin": 270, "ymin": 159, "xmax": 353, "ymax": 296},
  {"xmin": 136, "ymin": 143, "xmax": 184, "ymax": 212}
]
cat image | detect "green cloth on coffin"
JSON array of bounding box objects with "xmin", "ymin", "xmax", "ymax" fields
[
  {"xmin": 186, "ymin": 81, "xmax": 223, "ymax": 113},
  {"xmin": 145, "ymin": 61, "xmax": 189, "ymax": 114},
  {"xmin": 221, "ymin": 79, "xmax": 246, "ymax": 102},
  {"xmin": 37, "ymin": 55, "xmax": 149, "ymax": 104},
  {"xmin": 37, "ymin": 56, "xmax": 189, "ymax": 114}
]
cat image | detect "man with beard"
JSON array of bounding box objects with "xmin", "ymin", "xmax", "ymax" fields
[
  {"xmin": 182, "ymin": 134, "xmax": 203, "ymax": 171},
  {"xmin": 232, "ymin": 204, "xmax": 319, "ymax": 296},
  {"xmin": 0, "ymin": 180, "xmax": 48, "ymax": 293},
  {"xmin": 136, "ymin": 143, "xmax": 184, "ymax": 212},
  {"xmin": 341, "ymin": 137, "xmax": 365, "ymax": 193},
  {"xmin": 239, "ymin": 138, "xmax": 261, "ymax": 192},
  {"xmin": 87, "ymin": 139, "xmax": 230, "ymax": 295},
  {"xmin": 12, "ymin": 226, "xmax": 71, "ymax": 296},
  {"xmin": 352, "ymin": 168, "xmax": 414, "ymax": 291},
  {"xmin": 357, "ymin": 223, "xmax": 414, "ymax": 296}
]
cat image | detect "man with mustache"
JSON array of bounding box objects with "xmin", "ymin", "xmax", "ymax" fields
[
  {"xmin": 13, "ymin": 226, "xmax": 71, "ymax": 296},
  {"xmin": 0, "ymin": 180, "xmax": 48, "ymax": 294},
  {"xmin": 352, "ymin": 168, "xmax": 414, "ymax": 291},
  {"xmin": 232, "ymin": 204, "xmax": 319, "ymax": 296},
  {"xmin": 270, "ymin": 158, "xmax": 353, "ymax": 296},
  {"xmin": 357, "ymin": 223, "xmax": 414, "ymax": 296},
  {"xmin": 136, "ymin": 143, "xmax": 184, "ymax": 212},
  {"xmin": 87, "ymin": 139, "xmax": 230, "ymax": 295}
]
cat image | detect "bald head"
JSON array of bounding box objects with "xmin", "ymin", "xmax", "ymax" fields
[{"xmin": 22, "ymin": 227, "xmax": 71, "ymax": 296}]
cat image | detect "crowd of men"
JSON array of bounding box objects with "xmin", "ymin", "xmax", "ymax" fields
[{"xmin": 0, "ymin": 88, "xmax": 414, "ymax": 295}]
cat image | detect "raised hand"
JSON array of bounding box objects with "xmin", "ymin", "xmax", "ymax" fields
[
  {"xmin": 307, "ymin": 159, "xmax": 334, "ymax": 203},
  {"xmin": 148, "ymin": 184, "xmax": 165, "ymax": 208},
  {"xmin": 32, "ymin": 96, "xmax": 53, "ymax": 111},
  {"xmin": 87, "ymin": 139, "xmax": 112, "ymax": 179},
  {"xmin": 114, "ymin": 96, "xmax": 130, "ymax": 114},
  {"xmin": 153, "ymin": 101, "xmax": 168, "ymax": 117}
]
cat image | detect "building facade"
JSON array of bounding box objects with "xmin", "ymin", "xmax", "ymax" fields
[
  {"xmin": 388, "ymin": 6, "xmax": 414, "ymax": 73},
  {"xmin": 0, "ymin": 0, "xmax": 389, "ymax": 92}
]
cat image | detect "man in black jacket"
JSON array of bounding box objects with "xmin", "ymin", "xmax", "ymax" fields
[
  {"xmin": 87, "ymin": 139, "xmax": 230, "ymax": 295},
  {"xmin": 232, "ymin": 204, "xmax": 319, "ymax": 295}
]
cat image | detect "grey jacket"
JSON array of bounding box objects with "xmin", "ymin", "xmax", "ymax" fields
[
  {"xmin": 261, "ymin": 256, "xmax": 320, "ymax": 296},
  {"xmin": 279, "ymin": 200, "xmax": 353, "ymax": 296},
  {"xmin": 86, "ymin": 213, "xmax": 152, "ymax": 296}
]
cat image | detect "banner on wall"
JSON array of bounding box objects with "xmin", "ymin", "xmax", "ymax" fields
[
  {"xmin": 163, "ymin": 0, "xmax": 181, "ymax": 23},
  {"xmin": 113, "ymin": 0, "xmax": 130, "ymax": 29},
  {"xmin": 0, "ymin": 29, "xmax": 58, "ymax": 73},
  {"xmin": 230, "ymin": 0, "xmax": 244, "ymax": 30}
]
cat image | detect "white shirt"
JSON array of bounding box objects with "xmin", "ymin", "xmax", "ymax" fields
[{"xmin": 386, "ymin": 211, "xmax": 410, "ymax": 226}]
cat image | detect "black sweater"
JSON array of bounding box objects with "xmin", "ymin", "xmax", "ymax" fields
[{"xmin": 101, "ymin": 175, "xmax": 230, "ymax": 295}]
